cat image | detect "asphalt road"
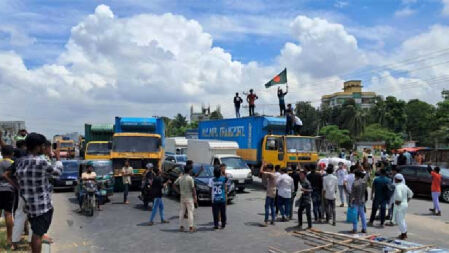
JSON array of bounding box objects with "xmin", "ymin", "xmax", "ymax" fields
[{"xmin": 48, "ymin": 179, "xmax": 449, "ymax": 253}]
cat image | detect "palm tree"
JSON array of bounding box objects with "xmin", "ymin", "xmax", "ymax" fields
[{"xmin": 341, "ymin": 104, "xmax": 367, "ymax": 138}]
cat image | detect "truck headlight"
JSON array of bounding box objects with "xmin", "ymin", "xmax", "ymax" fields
[
  {"xmin": 197, "ymin": 184, "xmax": 209, "ymax": 191},
  {"xmin": 247, "ymin": 172, "xmax": 252, "ymax": 178}
]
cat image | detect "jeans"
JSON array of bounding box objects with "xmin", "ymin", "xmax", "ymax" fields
[
  {"xmin": 432, "ymin": 192, "xmax": 441, "ymax": 212},
  {"xmin": 325, "ymin": 199, "xmax": 336, "ymax": 224},
  {"xmin": 338, "ymin": 185, "xmax": 346, "ymax": 205},
  {"xmin": 150, "ymin": 198, "xmax": 165, "ymax": 222},
  {"xmin": 289, "ymin": 192, "xmax": 296, "ymax": 218},
  {"xmin": 124, "ymin": 183, "xmax": 129, "ymax": 203},
  {"xmin": 298, "ymin": 203, "xmax": 312, "ymax": 228},
  {"xmin": 352, "ymin": 204, "xmax": 367, "ymax": 231},
  {"xmin": 179, "ymin": 199, "xmax": 194, "ymax": 228},
  {"xmin": 264, "ymin": 197, "xmax": 276, "ymax": 222},
  {"xmin": 235, "ymin": 107, "xmax": 240, "ymax": 118},
  {"xmin": 369, "ymin": 198, "xmax": 388, "ymax": 224},
  {"xmin": 278, "ymin": 197, "xmax": 291, "ymax": 218},
  {"xmin": 212, "ymin": 202, "xmax": 227, "ymax": 228},
  {"xmin": 249, "ymin": 105, "xmax": 255, "ymax": 116},
  {"xmin": 312, "ymin": 191, "xmax": 323, "ymax": 221},
  {"xmin": 279, "ymin": 103, "xmax": 285, "ymax": 116}
]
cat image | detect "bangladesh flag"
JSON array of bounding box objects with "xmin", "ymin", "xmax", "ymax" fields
[{"xmin": 264, "ymin": 68, "xmax": 287, "ymax": 88}]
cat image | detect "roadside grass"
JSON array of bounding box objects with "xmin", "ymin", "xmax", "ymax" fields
[{"xmin": 0, "ymin": 217, "xmax": 29, "ymax": 253}]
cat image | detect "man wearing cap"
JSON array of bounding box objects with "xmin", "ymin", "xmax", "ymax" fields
[
  {"xmin": 393, "ymin": 174, "xmax": 413, "ymax": 240},
  {"xmin": 15, "ymin": 133, "xmax": 62, "ymax": 253}
]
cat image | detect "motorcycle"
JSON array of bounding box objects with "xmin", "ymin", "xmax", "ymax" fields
[{"xmin": 82, "ymin": 181, "xmax": 97, "ymax": 216}]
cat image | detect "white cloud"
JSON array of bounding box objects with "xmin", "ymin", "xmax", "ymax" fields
[
  {"xmin": 395, "ymin": 7, "xmax": 416, "ymax": 18},
  {"xmin": 0, "ymin": 26, "xmax": 36, "ymax": 47},
  {"xmin": 442, "ymin": 0, "xmax": 449, "ymax": 16},
  {"xmin": 278, "ymin": 16, "xmax": 366, "ymax": 79}
]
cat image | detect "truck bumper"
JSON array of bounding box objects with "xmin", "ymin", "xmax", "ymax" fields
[{"xmin": 233, "ymin": 178, "xmax": 253, "ymax": 188}]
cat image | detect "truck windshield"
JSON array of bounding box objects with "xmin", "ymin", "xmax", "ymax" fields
[
  {"xmin": 91, "ymin": 161, "xmax": 113, "ymax": 176},
  {"xmin": 60, "ymin": 142, "xmax": 73, "ymax": 148},
  {"xmin": 286, "ymin": 137, "xmax": 316, "ymax": 153},
  {"xmin": 87, "ymin": 143, "xmax": 110, "ymax": 155},
  {"xmin": 112, "ymin": 136, "xmax": 160, "ymax": 153},
  {"xmin": 221, "ymin": 157, "xmax": 249, "ymax": 170}
]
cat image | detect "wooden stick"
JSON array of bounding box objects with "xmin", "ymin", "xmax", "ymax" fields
[
  {"xmin": 268, "ymin": 246, "xmax": 286, "ymax": 253},
  {"xmin": 293, "ymin": 232, "xmax": 376, "ymax": 253}
]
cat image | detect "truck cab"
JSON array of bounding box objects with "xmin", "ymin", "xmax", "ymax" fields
[
  {"xmin": 262, "ymin": 135, "xmax": 318, "ymax": 169},
  {"xmin": 85, "ymin": 141, "xmax": 112, "ymax": 160},
  {"xmin": 53, "ymin": 139, "xmax": 75, "ymax": 159},
  {"xmin": 212, "ymin": 154, "xmax": 253, "ymax": 192}
]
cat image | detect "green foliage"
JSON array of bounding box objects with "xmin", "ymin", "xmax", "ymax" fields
[
  {"xmin": 405, "ymin": 99, "xmax": 435, "ymax": 146},
  {"xmin": 295, "ymin": 101, "xmax": 320, "ymax": 136},
  {"xmin": 210, "ymin": 109, "xmax": 223, "ymax": 120},
  {"xmin": 340, "ymin": 100, "xmax": 367, "ymax": 138},
  {"xmin": 383, "ymin": 96, "xmax": 407, "ymax": 133},
  {"xmin": 360, "ymin": 124, "xmax": 403, "ymax": 150},
  {"xmin": 319, "ymin": 125, "xmax": 352, "ymax": 149}
]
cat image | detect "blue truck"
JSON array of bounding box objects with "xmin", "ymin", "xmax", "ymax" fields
[
  {"xmin": 111, "ymin": 117, "xmax": 165, "ymax": 183},
  {"xmin": 198, "ymin": 116, "xmax": 318, "ymax": 175}
]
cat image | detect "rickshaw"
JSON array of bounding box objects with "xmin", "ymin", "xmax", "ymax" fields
[{"xmin": 75, "ymin": 160, "xmax": 115, "ymax": 205}]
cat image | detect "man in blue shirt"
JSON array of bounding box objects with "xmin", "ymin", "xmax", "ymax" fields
[
  {"xmin": 368, "ymin": 168, "xmax": 392, "ymax": 227},
  {"xmin": 209, "ymin": 167, "xmax": 227, "ymax": 229}
]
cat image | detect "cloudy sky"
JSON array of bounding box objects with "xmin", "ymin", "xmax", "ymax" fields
[{"xmin": 1, "ymin": 0, "xmax": 449, "ymax": 137}]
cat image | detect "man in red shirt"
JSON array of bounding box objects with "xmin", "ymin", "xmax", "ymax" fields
[
  {"xmin": 428, "ymin": 166, "xmax": 442, "ymax": 216},
  {"xmin": 246, "ymin": 89, "xmax": 258, "ymax": 116}
]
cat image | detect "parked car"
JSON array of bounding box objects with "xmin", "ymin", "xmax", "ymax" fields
[
  {"xmin": 163, "ymin": 163, "xmax": 236, "ymax": 204},
  {"xmin": 162, "ymin": 154, "xmax": 188, "ymax": 172},
  {"xmin": 398, "ymin": 165, "xmax": 449, "ymax": 202},
  {"xmin": 53, "ymin": 160, "xmax": 79, "ymax": 190}
]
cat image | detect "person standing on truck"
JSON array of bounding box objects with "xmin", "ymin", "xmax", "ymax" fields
[
  {"xmin": 277, "ymin": 86, "xmax": 288, "ymax": 116},
  {"xmin": 246, "ymin": 89, "xmax": 258, "ymax": 116},
  {"xmin": 233, "ymin": 93, "xmax": 243, "ymax": 118},
  {"xmin": 285, "ymin": 104, "xmax": 295, "ymax": 135},
  {"xmin": 122, "ymin": 160, "xmax": 134, "ymax": 204},
  {"xmin": 259, "ymin": 163, "xmax": 277, "ymax": 226},
  {"xmin": 174, "ymin": 164, "xmax": 197, "ymax": 233}
]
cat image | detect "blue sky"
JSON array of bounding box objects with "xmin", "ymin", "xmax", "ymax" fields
[
  {"xmin": 1, "ymin": 0, "xmax": 449, "ymax": 136},
  {"xmin": 1, "ymin": 0, "xmax": 447, "ymax": 68}
]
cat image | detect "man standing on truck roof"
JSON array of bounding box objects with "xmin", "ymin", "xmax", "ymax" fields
[
  {"xmin": 246, "ymin": 89, "xmax": 258, "ymax": 117},
  {"xmin": 285, "ymin": 104, "xmax": 295, "ymax": 135},
  {"xmin": 233, "ymin": 93, "xmax": 243, "ymax": 118},
  {"xmin": 277, "ymin": 86, "xmax": 288, "ymax": 116}
]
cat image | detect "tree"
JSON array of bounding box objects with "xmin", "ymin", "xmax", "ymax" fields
[
  {"xmin": 360, "ymin": 124, "xmax": 404, "ymax": 150},
  {"xmin": 210, "ymin": 110, "xmax": 223, "ymax": 120},
  {"xmin": 340, "ymin": 99, "xmax": 367, "ymax": 138},
  {"xmin": 368, "ymin": 96, "xmax": 386, "ymax": 126},
  {"xmin": 384, "ymin": 96, "xmax": 407, "ymax": 133},
  {"xmin": 319, "ymin": 125, "xmax": 352, "ymax": 149},
  {"xmin": 171, "ymin": 113, "xmax": 188, "ymax": 129},
  {"xmin": 404, "ymin": 99, "xmax": 436, "ymax": 146},
  {"xmin": 296, "ymin": 101, "xmax": 320, "ymax": 136}
]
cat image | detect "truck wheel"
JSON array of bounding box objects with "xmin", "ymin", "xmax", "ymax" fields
[{"xmin": 442, "ymin": 188, "xmax": 449, "ymax": 203}]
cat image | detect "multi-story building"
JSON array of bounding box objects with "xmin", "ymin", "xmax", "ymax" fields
[{"xmin": 321, "ymin": 80, "xmax": 377, "ymax": 109}]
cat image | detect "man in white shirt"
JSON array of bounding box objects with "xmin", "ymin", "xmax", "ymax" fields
[
  {"xmin": 276, "ymin": 168, "xmax": 294, "ymax": 222},
  {"xmin": 323, "ymin": 165, "xmax": 338, "ymax": 226},
  {"xmin": 336, "ymin": 162, "xmax": 348, "ymax": 207},
  {"xmin": 344, "ymin": 166, "xmax": 356, "ymax": 201}
]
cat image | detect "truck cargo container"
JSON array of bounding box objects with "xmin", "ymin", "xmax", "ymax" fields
[{"xmin": 165, "ymin": 137, "xmax": 188, "ymax": 155}]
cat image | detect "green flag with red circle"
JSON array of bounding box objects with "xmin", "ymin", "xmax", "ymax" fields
[{"xmin": 264, "ymin": 68, "xmax": 287, "ymax": 88}]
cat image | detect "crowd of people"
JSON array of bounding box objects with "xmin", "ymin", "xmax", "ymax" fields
[
  {"xmin": 0, "ymin": 130, "xmax": 62, "ymax": 253},
  {"xmin": 258, "ymin": 156, "xmax": 443, "ymax": 240}
]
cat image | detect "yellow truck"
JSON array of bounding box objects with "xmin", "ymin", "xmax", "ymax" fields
[
  {"xmin": 53, "ymin": 138, "xmax": 75, "ymax": 159},
  {"xmin": 111, "ymin": 117, "xmax": 165, "ymax": 185},
  {"xmin": 198, "ymin": 117, "xmax": 318, "ymax": 175}
]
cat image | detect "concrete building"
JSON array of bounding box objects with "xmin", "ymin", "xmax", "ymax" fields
[
  {"xmin": 190, "ymin": 105, "xmax": 221, "ymax": 122},
  {"xmin": 321, "ymin": 80, "xmax": 377, "ymax": 109}
]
